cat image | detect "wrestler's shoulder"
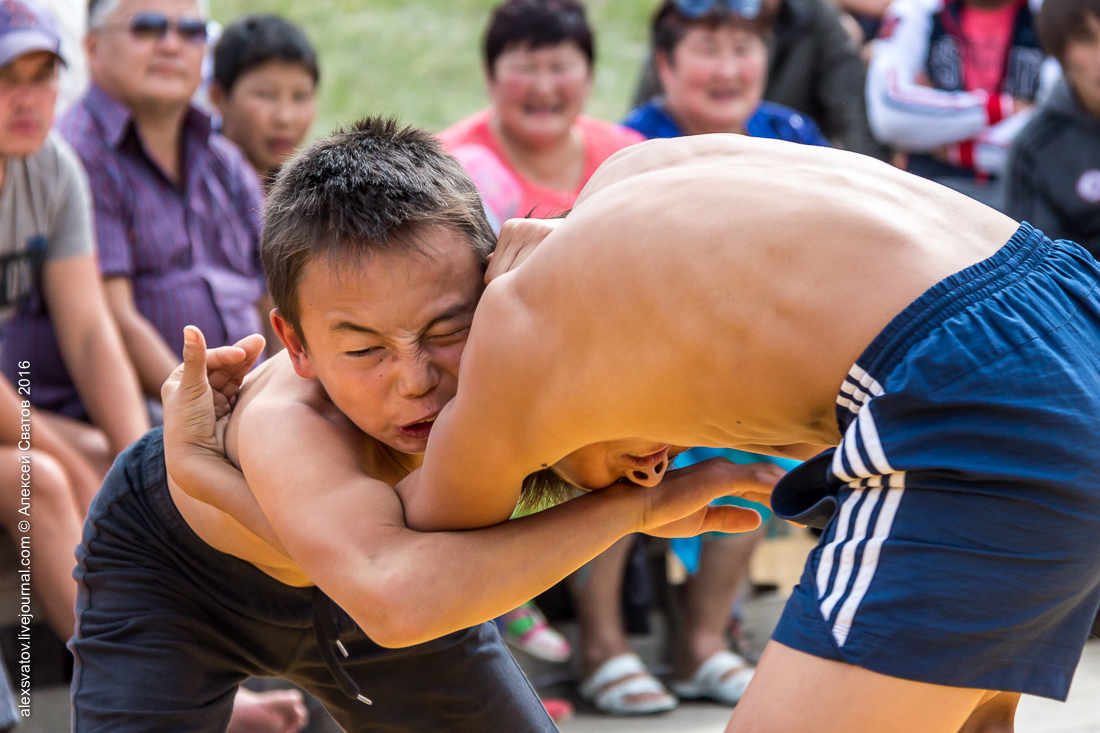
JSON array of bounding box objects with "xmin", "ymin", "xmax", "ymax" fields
[{"xmin": 233, "ymin": 354, "xmax": 361, "ymax": 445}]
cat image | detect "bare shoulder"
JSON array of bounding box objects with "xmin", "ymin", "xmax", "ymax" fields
[{"xmin": 228, "ymin": 354, "xmax": 362, "ymax": 475}]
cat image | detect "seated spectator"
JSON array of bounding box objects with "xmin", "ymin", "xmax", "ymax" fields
[
  {"xmin": 210, "ymin": 14, "xmax": 318, "ymax": 190},
  {"xmin": 0, "ymin": 3, "xmax": 148, "ymax": 557},
  {"xmin": 440, "ymin": 1, "xmax": 642, "ymax": 721},
  {"xmin": 438, "ymin": 0, "xmax": 644, "ymax": 224},
  {"xmin": 866, "ymin": 0, "xmax": 1057, "ymax": 208},
  {"xmin": 631, "ymin": 0, "xmax": 886, "ymax": 158},
  {"xmin": 571, "ymin": 1, "xmax": 829, "ymax": 716},
  {"xmin": 1005, "ymin": 0, "xmax": 1100, "ymax": 256},
  {"xmin": 48, "ymin": 0, "xmax": 267, "ymax": 418}
]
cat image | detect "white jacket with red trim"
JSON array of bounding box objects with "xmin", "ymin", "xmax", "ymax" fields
[{"xmin": 865, "ymin": 0, "xmax": 1060, "ymax": 175}]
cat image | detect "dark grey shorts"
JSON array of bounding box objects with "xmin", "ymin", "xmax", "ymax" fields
[{"xmin": 70, "ymin": 428, "xmax": 557, "ymax": 732}]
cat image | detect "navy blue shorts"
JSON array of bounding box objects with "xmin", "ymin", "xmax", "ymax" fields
[
  {"xmin": 70, "ymin": 428, "xmax": 556, "ymax": 732},
  {"xmin": 771, "ymin": 223, "xmax": 1100, "ymax": 701}
]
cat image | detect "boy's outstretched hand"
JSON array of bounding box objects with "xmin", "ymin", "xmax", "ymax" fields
[
  {"xmin": 161, "ymin": 326, "xmax": 265, "ymax": 501},
  {"xmin": 631, "ymin": 458, "xmax": 784, "ymax": 538}
]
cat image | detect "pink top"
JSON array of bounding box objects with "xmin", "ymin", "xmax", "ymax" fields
[
  {"xmin": 439, "ymin": 109, "xmax": 644, "ymax": 224},
  {"xmin": 959, "ymin": 1, "xmax": 1018, "ymax": 96}
]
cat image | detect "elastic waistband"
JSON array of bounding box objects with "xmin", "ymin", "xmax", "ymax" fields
[{"xmin": 836, "ymin": 223, "xmax": 1053, "ymax": 429}]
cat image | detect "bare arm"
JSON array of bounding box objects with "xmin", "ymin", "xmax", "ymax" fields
[
  {"xmin": 44, "ymin": 256, "xmax": 149, "ymax": 454},
  {"xmin": 240, "ymin": 392, "xmax": 777, "ymax": 648},
  {"xmin": 103, "ymin": 277, "xmax": 181, "ymax": 397},
  {"xmin": 160, "ymin": 327, "xmax": 286, "ymax": 553}
]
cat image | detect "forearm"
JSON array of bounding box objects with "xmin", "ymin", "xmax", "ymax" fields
[
  {"xmin": 337, "ymin": 485, "xmax": 644, "ymax": 647},
  {"xmin": 115, "ymin": 311, "xmax": 181, "ymax": 396},
  {"xmin": 66, "ymin": 322, "xmax": 149, "ymax": 453}
]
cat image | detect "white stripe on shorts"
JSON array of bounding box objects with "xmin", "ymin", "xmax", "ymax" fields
[
  {"xmin": 831, "ymin": 472, "xmax": 906, "ymax": 647},
  {"xmin": 819, "ymin": 477, "xmax": 883, "ymax": 622}
]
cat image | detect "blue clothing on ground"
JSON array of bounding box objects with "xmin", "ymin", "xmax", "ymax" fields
[
  {"xmin": 621, "ymin": 98, "xmax": 830, "ymax": 147},
  {"xmin": 771, "ymin": 223, "xmax": 1100, "ymax": 700}
]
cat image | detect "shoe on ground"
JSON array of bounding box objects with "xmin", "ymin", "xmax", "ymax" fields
[
  {"xmin": 578, "ymin": 653, "xmax": 679, "ymax": 716},
  {"xmin": 670, "ymin": 650, "xmax": 755, "ymax": 706}
]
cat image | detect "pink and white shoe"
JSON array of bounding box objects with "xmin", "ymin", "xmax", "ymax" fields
[{"xmin": 500, "ymin": 602, "xmax": 572, "ymax": 663}]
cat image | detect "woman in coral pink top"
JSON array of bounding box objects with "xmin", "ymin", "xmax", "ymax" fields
[{"xmin": 440, "ymin": 0, "xmax": 643, "ymax": 226}]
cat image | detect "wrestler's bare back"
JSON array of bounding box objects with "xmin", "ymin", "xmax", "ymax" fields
[
  {"xmin": 406, "ymin": 134, "xmax": 1021, "ymax": 530},
  {"xmin": 167, "ymin": 353, "xmax": 412, "ymax": 586}
]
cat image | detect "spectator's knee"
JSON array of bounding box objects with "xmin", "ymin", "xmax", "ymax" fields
[{"xmin": 26, "ymin": 450, "xmax": 81, "ymax": 515}]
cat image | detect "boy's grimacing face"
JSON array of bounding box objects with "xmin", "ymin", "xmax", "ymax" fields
[{"xmin": 279, "ymin": 227, "xmax": 483, "ymax": 455}]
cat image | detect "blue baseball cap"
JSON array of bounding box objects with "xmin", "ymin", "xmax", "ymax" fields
[{"xmin": 0, "ymin": 0, "xmax": 64, "ymax": 69}]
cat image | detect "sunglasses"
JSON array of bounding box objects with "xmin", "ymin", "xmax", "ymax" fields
[
  {"xmin": 674, "ymin": 0, "xmax": 763, "ymax": 19},
  {"xmin": 99, "ymin": 12, "xmax": 208, "ymax": 43}
]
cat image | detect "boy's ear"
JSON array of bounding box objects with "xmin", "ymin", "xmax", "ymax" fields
[
  {"xmin": 208, "ymin": 82, "xmax": 227, "ymax": 114},
  {"xmin": 271, "ymin": 310, "xmax": 316, "ymax": 379}
]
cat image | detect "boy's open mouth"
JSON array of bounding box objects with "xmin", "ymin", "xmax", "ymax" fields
[{"xmin": 398, "ymin": 414, "xmax": 438, "ymax": 440}]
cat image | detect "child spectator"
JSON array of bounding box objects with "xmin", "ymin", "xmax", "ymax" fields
[
  {"xmin": 211, "ymin": 14, "xmax": 318, "ymax": 190},
  {"xmin": 1005, "ymin": 0, "xmax": 1100, "ymax": 256},
  {"xmin": 866, "ymin": 0, "xmax": 1057, "ymax": 208}
]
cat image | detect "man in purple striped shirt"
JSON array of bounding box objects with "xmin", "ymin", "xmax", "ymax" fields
[{"xmin": 15, "ymin": 0, "xmax": 267, "ymax": 420}]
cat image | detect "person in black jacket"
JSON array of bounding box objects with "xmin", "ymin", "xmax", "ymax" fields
[
  {"xmin": 631, "ymin": 0, "xmax": 888, "ymax": 159},
  {"xmin": 1005, "ymin": 0, "xmax": 1100, "ymax": 256}
]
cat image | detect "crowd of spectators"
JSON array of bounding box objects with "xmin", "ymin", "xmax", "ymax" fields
[{"xmin": 1, "ymin": 0, "xmax": 1098, "ymax": 726}]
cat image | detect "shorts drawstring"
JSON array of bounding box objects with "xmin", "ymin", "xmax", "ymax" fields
[{"xmin": 311, "ymin": 587, "xmax": 372, "ymax": 705}]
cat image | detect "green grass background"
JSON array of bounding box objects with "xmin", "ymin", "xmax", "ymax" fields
[{"xmin": 207, "ymin": 0, "xmax": 663, "ymax": 138}]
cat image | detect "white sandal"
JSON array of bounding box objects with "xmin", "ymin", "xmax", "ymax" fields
[
  {"xmin": 670, "ymin": 650, "xmax": 755, "ymax": 706},
  {"xmin": 579, "ymin": 653, "xmax": 679, "ymax": 716}
]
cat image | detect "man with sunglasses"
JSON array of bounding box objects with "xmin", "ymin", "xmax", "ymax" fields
[{"xmin": 45, "ymin": 0, "xmax": 268, "ymax": 425}]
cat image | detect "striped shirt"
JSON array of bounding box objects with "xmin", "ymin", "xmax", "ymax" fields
[{"xmin": 15, "ymin": 83, "xmax": 264, "ymax": 417}]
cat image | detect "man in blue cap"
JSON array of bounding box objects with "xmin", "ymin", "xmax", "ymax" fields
[{"xmin": 0, "ymin": 0, "xmax": 148, "ymax": 637}]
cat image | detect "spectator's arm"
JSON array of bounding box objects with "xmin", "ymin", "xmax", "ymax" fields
[
  {"xmin": 813, "ymin": 2, "xmax": 890, "ymax": 158},
  {"xmin": 73, "ymin": 141, "xmax": 178, "ymax": 396},
  {"xmin": 836, "ymin": 0, "xmax": 893, "ymax": 19},
  {"xmin": 43, "ymin": 257, "xmax": 149, "ymax": 454},
  {"xmin": 103, "ymin": 277, "xmax": 181, "ymax": 397},
  {"xmin": 866, "ymin": 0, "xmax": 1010, "ymax": 149}
]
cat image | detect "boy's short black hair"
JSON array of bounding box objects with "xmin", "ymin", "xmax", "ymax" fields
[
  {"xmin": 652, "ymin": 0, "xmax": 772, "ymax": 62},
  {"xmin": 262, "ymin": 117, "xmax": 495, "ymax": 343},
  {"xmin": 213, "ymin": 14, "xmax": 319, "ymax": 94},
  {"xmin": 1038, "ymin": 0, "xmax": 1100, "ymax": 63},
  {"xmin": 483, "ymin": 0, "xmax": 594, "ymax": 77}
]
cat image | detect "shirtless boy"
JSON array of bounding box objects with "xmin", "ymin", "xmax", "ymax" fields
[
  {"xmin": 70, "ymin": 118, "xmax": 779, "ymax": 732},
  {"xmin": 399, "ymin": 133, "xmax": 1100, "ymax": 732}
]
